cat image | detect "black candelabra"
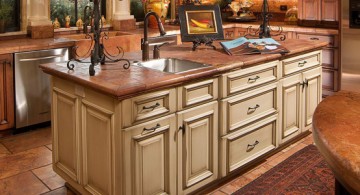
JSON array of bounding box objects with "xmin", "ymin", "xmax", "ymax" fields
[
  {"xmin": 245, "ymin": 0, "xmax": 286, "ymax": 41},
  {"xmin": 67, "ymin": 0, "xmax": 131, "ymax": 76}
]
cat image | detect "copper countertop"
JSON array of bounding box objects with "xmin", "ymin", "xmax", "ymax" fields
[
  {"xmin": 0, "ymin": 22, "xmax": 338, "ymax": 55},
  {"xmin": 312, "ymin": 91, "xmax": 360, "ymax": 194},
  {"xmin": 39, "ymin": 38, "xmax": 327, "ymax": 100}
]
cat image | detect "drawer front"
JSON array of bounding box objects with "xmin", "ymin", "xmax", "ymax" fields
[
  {"xmin": 221, "ymin": 60, "xmax": 279, "ymax": 98},
  {"xmin": 220, "ymin": 83, "xmax": 279, "ymax": 136},
  {"xmin": 296, "ymin": 33, "xmax": 336, "ymax": 47},
  {"xmin": 220, "ymin": 115, "xmax": 277, "ymax": 176},
  {"xmin": 322, "ymin": 68, "xmax": 338, "ymax": 92},
  {"xmin": 322, "ymin": 48, "xmax": 338, "ymax": 69},
  {"xmin": 177, "ymin": 78, "xmax": 218, "ymax": 110},
  {"xmin": 122, "ymin": 89, "xmax": 176, "ymax": 127},
  {"xmin": 281, "ymin": 50, "xmax": 321, "ymax": 76}
]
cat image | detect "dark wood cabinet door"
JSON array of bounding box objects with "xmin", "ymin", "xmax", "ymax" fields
[{"xmin": 0, "ymin": 54, "xmax": 14, "ymax": 130}]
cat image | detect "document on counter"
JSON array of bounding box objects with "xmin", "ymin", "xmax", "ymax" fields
[{"xmin": 220, "ymin": 37, "xmax": 289, "ymax": 55}]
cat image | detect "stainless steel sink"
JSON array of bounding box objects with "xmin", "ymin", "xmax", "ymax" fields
[{"xmin": 133, "ymin": 58, "xmax": 211, "ymax": 73}]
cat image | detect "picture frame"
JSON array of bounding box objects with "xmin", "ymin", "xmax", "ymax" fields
[{"xmin": 178, "ymin": 5, "xmax": 224, "ymax": 50}]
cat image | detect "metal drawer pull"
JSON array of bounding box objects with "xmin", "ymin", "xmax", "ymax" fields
[
  {"xmin": 298, "ymin": 61, "xmax": 307, "ymax": 67},
  {"xmin": 310, "ymin": 37, "xmax": 320, "ymax": 40},
  {"xmin": 300, "ymin": 79, "xmax": 309, "ymax": 91},
  {"xmin": 247, "ymin": 104, "xmax": 260, "ymax": 114},
  {"xmin": 143, "ymin": 102, "xmax": 160, "ymax": 110},
  {"xmin": 142, "ymin": 123, "xmax": 161, "ymax": 134},
  {"xmin": 247, "ymin": 140, "xmax": 259, "ymax": 152},
  {"xmin": 248, "ymin": 76, "xmax": 260, "ymax": 83}
]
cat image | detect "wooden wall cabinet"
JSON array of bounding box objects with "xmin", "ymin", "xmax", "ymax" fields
[
  {"xmin": 0, "ymin": 54, "xmax": 14, "ymax": 131},
  {"xmin": 298, "ymin": 0, "xmax": 339, "ymax": 27}
]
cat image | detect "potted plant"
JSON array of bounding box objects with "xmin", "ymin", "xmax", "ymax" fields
[{"xmin": 0, "ymin": 3, "xmax": 12, "ymax": 33}]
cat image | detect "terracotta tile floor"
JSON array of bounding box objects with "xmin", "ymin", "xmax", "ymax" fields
[{"xmin": 0, "ymin": 126, "xmax": 314, "ymax": 195}]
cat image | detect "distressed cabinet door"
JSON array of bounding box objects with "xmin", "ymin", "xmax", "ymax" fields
[
  {"xmin": 281, "ymin": 73, "xmax": 302, "ymax": 144},
  {"xmin": 302, "ymin": 67, "xmax": 322, "ymax": 131},
  {"xmin": 123, "ymin": 114, "xmax": 177, "ymax": 195},
  {"xmin": 177, "ymin": 101, "xmax": 218, "ymax": 195},
  {"xmin": 298, "ymin": 0, "xmax": 320, "ymax": 21},
  {"xmin": 0, "ymin": 54, "xmax": 14, "ymax": 131}
]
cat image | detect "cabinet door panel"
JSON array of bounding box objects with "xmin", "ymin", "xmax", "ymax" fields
[
  {"xmin": 301, "ymin": 0, "xmax": 320, "ymax": 20},
  {"xmin": 52, "ymin": 87, "xmax": 80, "ymax": 182},
  {"xmin": 281, "ymin": 74, "xmax": 302, "ymax": 143},
  {"xmin": 321, "ymin": 0, "xmax": 338, "ymax": 21},
  {"xmin": 303, "ymin": 67, "xmax": 322, "ymax": 130},
  {"xmin": 177, "ymin": 101, "xmax": 218, "ymax": 194},
  {"xmin": 123, "ymin": 115, "xmax": 176, "ymax": 195},
  {"xmin": 0, "ymin": 54, "xmax": 14, "ymax": 130},
  {"xmin": 82, "ymin": 100, "xmax": 114, "ymax": 195}
]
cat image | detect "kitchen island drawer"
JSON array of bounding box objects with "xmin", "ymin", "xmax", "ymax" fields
[
  {"xmin": 281, "ymin": 50, "xmax": 321, "ymax": 76},
  {"xmin": 220, "ymin": 115, "xmax": 277, "ymax": 176},
  {"xmin": 122, "ymin": 89, "xmax": 176, "ymax": 127},
  {"xmin": 220, "ymin": 60, "xmax": 279, "ymax": 98},
  {"xmin": 177, "ymin": 78, "xmax": 218, "ymax": 110},
  {"xmin": 296, "ymin": 33, "xmax": 337, "ymax": 47},
  {"xmin": 220, "ymin": 82, "xmax": 279, "ymax": 136}
]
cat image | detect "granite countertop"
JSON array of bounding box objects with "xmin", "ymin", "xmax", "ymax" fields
[
  {"xmin": 312, "ymin": 91, "xmax": 360, "ymax": 194},
  {"xmin": 39, "ymin": 38, "xmax": 327, "ymax": 100}
]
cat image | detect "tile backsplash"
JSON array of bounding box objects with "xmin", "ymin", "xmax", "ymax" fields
[{"xmin": 250, "ymin": 0, "xmax": 297, "ymax": 13}]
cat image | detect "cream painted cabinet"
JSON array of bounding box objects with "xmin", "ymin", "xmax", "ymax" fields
[
  {"xmin": 176, "ymin": 101, "xmax": 218, "ymax": 195},
  {"xmin": 52, "ymin": 77, "xmax": 119, "ymax": 195},
  {"xmin": 219, "ymin": 61, "xmax": 280, "ymax": 177},
  {"xmin": 280, "ymin": 51, "xmax": 322, "ymax": 143},
  {"xmin": 123, "ymin": 114, "xmax": 177, "ymax": 195}
]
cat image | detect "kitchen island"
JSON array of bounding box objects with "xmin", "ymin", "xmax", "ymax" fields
[{"xmin": 40, "ymin": 38, "xmax": 327, "ymax": 195}]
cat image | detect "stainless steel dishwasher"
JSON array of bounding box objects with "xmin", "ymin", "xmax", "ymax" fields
[{"xmin": 14, "ymin": 48, "xmax": 69, "ymax": 129}]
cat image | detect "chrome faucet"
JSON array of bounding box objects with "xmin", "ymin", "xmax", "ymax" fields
[{"xmin": 142, "ymin": 12, "xmax": 166, "ymax": 61}]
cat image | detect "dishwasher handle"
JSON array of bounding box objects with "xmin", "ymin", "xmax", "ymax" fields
[{"xmin": 18, "ymin": 54, "xmax": 65, "ymax": 62}]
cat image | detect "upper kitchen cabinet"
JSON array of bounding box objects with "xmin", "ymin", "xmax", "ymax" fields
[
  {"xmin": 0, "ymin": 54, "xmax": 14, "ymax": 130},
  {"xmin": 298, "ymin": 0, "xmax": 339, "ymax": 28}
]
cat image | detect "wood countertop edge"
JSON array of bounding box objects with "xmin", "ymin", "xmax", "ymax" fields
[{"xmin": 312, "ymin": 91, "xmax": 360, "ymax": 194}]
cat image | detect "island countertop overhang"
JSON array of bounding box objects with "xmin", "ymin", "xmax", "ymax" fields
[{"xmin": 39, "ymin": 39, "xmax": 327, "ymax": 100}]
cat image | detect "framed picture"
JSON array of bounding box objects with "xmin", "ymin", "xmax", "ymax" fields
[{"xmin": 178, "ymin": 5, "xmax": 224, "ymax": 43}]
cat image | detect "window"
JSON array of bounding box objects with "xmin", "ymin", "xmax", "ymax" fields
[
  {"xmin": 50, "ymin": 0, "xmax": 106, "ymax": 27},
  {"xmin": 0, "ymin": 0, "xmax": 20, "ymax": 32}
]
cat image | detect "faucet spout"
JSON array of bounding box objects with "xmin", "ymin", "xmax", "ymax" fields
[
  {"xmin": 142, "ymin": 12, "xmax": 166, "ymax": 61},
  {"xmin": 83, "ymin": 6, "xmax": 92, "ymax": 34}
]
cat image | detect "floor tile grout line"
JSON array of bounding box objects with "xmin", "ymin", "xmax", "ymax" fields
[{"xmin": 29, "ymin": 169, "xmax": 52, "ymax": 192}]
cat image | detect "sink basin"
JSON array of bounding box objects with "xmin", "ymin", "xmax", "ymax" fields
[{"xmin": 134, "ymin": 58, "xmax": 211, "ymax": 73}]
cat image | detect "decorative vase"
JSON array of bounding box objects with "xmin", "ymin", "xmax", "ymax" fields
[
  {"xmin": 229, "ymin": 1, "xmax": 240, "ymax": 17},
  {"xmin": 144, "ymin": 0, "xmax": 169, "ymax": 29},
  {"xmin": 65, "ymin": 15, "xmax": 71, "ymax": 28},
  {"xmin": 53, "ymin": 18, "xmax": 60, "ymax": 29}
]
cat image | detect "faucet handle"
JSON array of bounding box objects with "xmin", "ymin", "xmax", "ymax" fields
[{"xmin": 153, "ymin": 42, "xmax": 170, "ymax": 59}]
